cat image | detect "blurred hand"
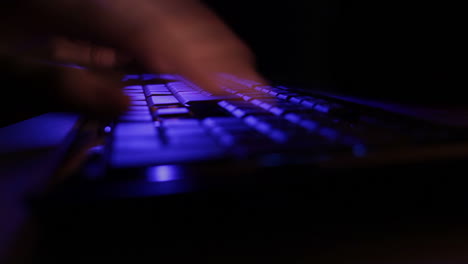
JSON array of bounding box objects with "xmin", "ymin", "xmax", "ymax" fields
[{"xmin": 0, "ymin": 0, "xmax": 266, "ymax": 120}]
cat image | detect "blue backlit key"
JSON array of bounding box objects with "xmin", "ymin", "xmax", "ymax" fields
[{"xmin": 149, "ymin": 95, "xmax": 180, "ymax": 105}]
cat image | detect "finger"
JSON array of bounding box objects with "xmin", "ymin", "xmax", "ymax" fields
[
  {"xmin": 50, "ymin": 37, "xmax": 132, "ymax": 69},
  {"xmin": 26, "ymin": 0, "xmax": 268, "ymax": 93},
  {"xmin": 178, "ymin": 58, "xmax": 268, "ymax": 95},
  {"xmin": 132, "ymin": 0, "xmax": 269, "ymax": 93},
  {"xmin": 56, "ymin": 67, "xmax": 130, "ymax": 118}
]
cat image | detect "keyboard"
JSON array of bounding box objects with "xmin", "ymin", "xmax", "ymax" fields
[{"xmin": 73, "ymin": 73, "xmax": 468, "ymax": 179}]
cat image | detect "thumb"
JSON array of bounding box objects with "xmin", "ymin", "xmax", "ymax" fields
[{"xmin": 56, "ymin": 67, "xmax": 130, "ymax": 118}]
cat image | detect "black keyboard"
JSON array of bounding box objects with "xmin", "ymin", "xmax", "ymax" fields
[{"xmin": 93, "ymin": 73, "xmax": 468, "ymax": 171}]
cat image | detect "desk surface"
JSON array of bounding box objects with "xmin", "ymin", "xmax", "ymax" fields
[{"xmin": 2, "ymin": 112, "xmax": 468, "ymax": 264}]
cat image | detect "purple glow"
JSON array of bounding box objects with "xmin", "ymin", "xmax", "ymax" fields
[
  {"xmin": 353, "ymin": 144, "xmax": 367, "ymax": 157},
  {"xmin": 87, "ymin": 145, "xmax": 104, "ymax": 155},
  {"xmin": 141, "ymin": 73, "xmax": 158, "ymax": 80},
  {"xmin": 122, "ymin": 74, "xmax": 140, "ymax": 81},
  {"xmin": 0, "ymin": 113, "xmax": 79, "ymax": 155},
  {"xmin": 104, "ymin": 126, "xmax": 112, "ymax": 133},
  {"xmin": 147, "ymin": 165, "xmax": 181, "ymax": 182},
  {"xmin": 319, "ymin": 127, "xmax": 339, "ymax": 141}
]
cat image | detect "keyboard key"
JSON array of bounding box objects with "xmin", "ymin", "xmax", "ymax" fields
[
  {"xmin": 113, "ymin": 122, "xmax": 158, "ymax": 137},
  {"xmin": 122, "ymin": 75, "xmax": 140, "ymax": 82},
  {"xmin": 221, "ymin": 87, "xmax": 239, "ymax": 94},
  {"xmin": 207, "ymin": 120, "xmax": 255, "ymax": 138},
  {"xmin": 203, "ymin": 117, "xmax": 248, "ymax": 128},
  {"xmin": 268, "ymin": 90, "xmax": 281, "ymax": 96},
  {"xmin": 313, "ymin": 102, "xmax": 343, "ymax": 114},
  {"xmin": 162, "ymin": 118, "xmax": 200, "ymax": 128},
  {"xmin": 275, "ymin": 92, "xmax": 300, "ymax": 100},
  {"xmin": 220, "ymin": 74, "xmax": 263, "ymax": 88},
  {"xmin": 122, "ymin": 110, "xmax": 150, "ymax": 115},
  {"xmin": 299, "ymin": 120, "xmax": 319, "ymax": 131},
  {"xmin": 156, "ymin": 107, "xmax": 190, "ymax": 116},
  {"xmin": 144, "ymin": 84, "xmax": 171, "ymax": 96},
  {"xmin": 167, "ymin": 134, "xmax": 219, "ymax": 147},
  {"xmin": 268, "ymin": 129, "xmax": 290, "ymax": 143},
  {"xmin": 254, "ymin": 86, "xmax": 274, "ymax": 93},
  {"xmin": 284, "ymin": 113, "xmax": 304, "ymax": 124},
  {"xmin": 318, "ymin": 127, "xmax": 340, "ymax": 141},
  {"xmin": 128, "ymin": 106, "xmax": 149, "ymax": 111},
  {"xmin": 273, "ymin": 105, "xmax": 316, "ymax": 116},
  {"xmin": 129, "ymin": 100, "xmax": 148, "ymax": 106},
  {"xmin": 232, "ymin": 107, "xmax": 271, "ymax": 118},
  {"xmin": 289, "ymin": 96, "xmax": 317, "ymax": 104},
  {"xmin": 111, "ymin": 145, "xmax": 226, "ymax": 168},
  {"xmin": 164, "ymin": 120, "xmax": 207, "ymax": 132},
  {"xmin": 127, "ymin": 94, "xmax": 146, "ymax": 101},
  {"xmin": 301, "ymin": 98, "xmax": 325, "ymax": 108},
  {"xmin": 236, "ymin": 92, "xmax": 272, "ymax": 101},
  {"xmin": 149, "ymin": 95, "xmax": 180, "ymax": 105},
  {"xmin": 119, "ymin": 113, "xmax": 153, "ymax": 122},
  {"xmin": 250, "ymin": 98, "xmax": 278, "ymax": 107},
  {"xmin": 243, "ymin": 116, "xmax": 308, "ymax": 143},
  {"xmin": 146, "ymin": 84, "xmax": 170, "ymax": 92},
  {"xmin": 125, "ymin": 85, "xmax": 144, "ymax": 91},
  {"xmin": 123, "ymin": 90, "xmax": 145, "ymax": 94},
  {"xmin": 141, "ymin": 73, "xmax": 159, "ymax": 80},
  {"xmin": 217, "ymin": 132, "xmax": 271, "ymax": 147},
  {"xmin": 167, "ymin": 82, "xmax": 199, "ymax": 93},
  {"xmin": 210, "ymin": 126, "xmax": 254, "ymax": 137},
  {"xmin": 258, "ymin": 101, "xmax": 278, "ymax": 111},
  {"xmin": 284, "ymin": 109, "xmax": 328, "ymax": 125},
  {"xmin": 203, "ymin": 117, "xmax": 272, "ymax": 149},
  {"xmin": 164, "ymin": 126, "xmax": 208, "ymax": 137},
  {"xmin": 145, "ymin": 91, "xmax": 172, "ymax": 97},
  {"xmin": 314, "ymin": 103, "xmax": 359, "ymax": 120},
  {"xmin": 218, "ymin": 100, "xmax": 253, "ymax": 113},
  {"xmin": 261, "ymin": 119, "xmax": 304, "ymax": 134},
  {"xmin": 113, "ymin": 136, "xmax": 162, "ymax": 152},
  {"xmin": 175, "ymin": 92, "xmax": 236, "ymax": 104}
]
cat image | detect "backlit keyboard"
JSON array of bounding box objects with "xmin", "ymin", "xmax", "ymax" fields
[{"xmin": 104, "ymin": 73, "xmax": 466, "ymax": 169}]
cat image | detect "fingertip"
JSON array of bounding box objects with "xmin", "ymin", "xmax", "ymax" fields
[
  {"xmin": 92, "ymin": 47, "xmax": 118, "ymax": 68},
  {"xmin": 59, "ymin": 67, "xmax": 131, "ymax": 118},
  {"xmin": 107, "ymin": 90, "xmax": 131, "ymax": 114},
  {"xmin": 233, "ymin": 64, "xmax": 269, "ymax": 84},
  {"xmin": 181, "ymin": 69, "xmax": 227, "ymax": 95},
  {"xmin": 93, "ymin": 82, "xmax": 132, "ymax": 118}
]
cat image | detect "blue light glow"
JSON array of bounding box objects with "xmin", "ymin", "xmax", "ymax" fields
[
  {"xmin": 147, "ymin": 165, "xmax": 181, "ymax": 182},
  {"xmin": 122, "ymin": 74, "xmax": 140, "ymax": 81},
  {"xmin": 87, "ymin": 145, "xmax": 104, "ymax": 155},
  {"xmin": 353, "ymin": 144, "xmax": 367, "ymax": 157}
]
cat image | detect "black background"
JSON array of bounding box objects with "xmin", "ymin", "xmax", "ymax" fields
[{"xmin": 203, "ymin": 0, "xmax": 464, "ymax": 104}]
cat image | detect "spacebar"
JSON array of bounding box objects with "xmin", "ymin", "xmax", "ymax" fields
[
  {"xmin": 110, "ymin": 146, "xmax": 226, "ymax": 168},
  {"xmin": 175, "ymin": 92, "xmax": 237, "ymax": 104}
]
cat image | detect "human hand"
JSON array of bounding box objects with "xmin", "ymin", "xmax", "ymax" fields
[{"xmin": 0, "ymin": 0, "xmax": 266, "ymax": 120}]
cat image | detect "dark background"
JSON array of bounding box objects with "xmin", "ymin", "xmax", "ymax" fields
[{"xmin": 204, "ymin": 0, "xmax": 464, "ymax": 104}]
